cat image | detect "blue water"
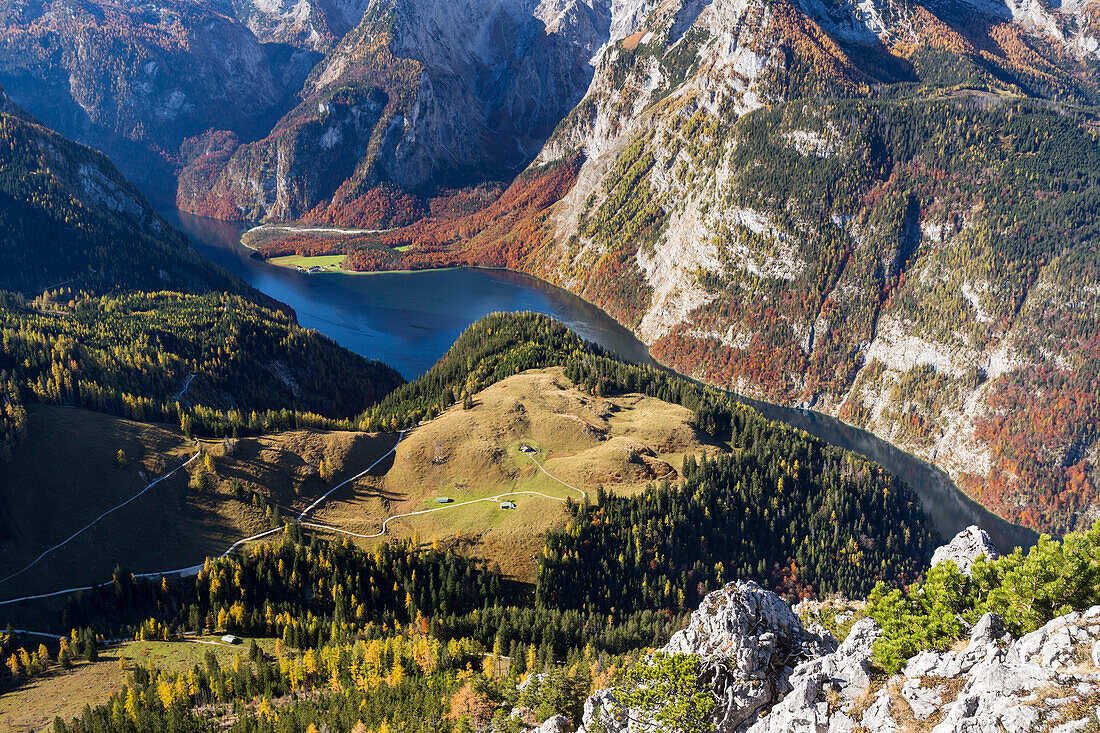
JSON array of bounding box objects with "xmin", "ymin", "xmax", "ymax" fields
[
  {"xmin": 172, "ymin": 210, "xmax": 1036, "ymax": 551},
  {"xmin": 171, "ymin": 212, "xmax": 654, "ymax": 379}
]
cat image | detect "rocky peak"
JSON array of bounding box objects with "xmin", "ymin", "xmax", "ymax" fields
[
  {"xmin": 590, "ymin": 528, "xmax": 1100, "ymax": 733},
  {"xmin": 579, "ymin": 580, "xmax": 835, "ymax": 732},
  {"xmin": 180, "ymin": 0, "xmax": 638, "ymax": 220},
  {"xmin": 229, "ymin": 0, "xmax": 372, "ymax": 50},
  {"xmin": 931, "ymin": 525, "xmax": 1000, "ymax": 576},
  {"xmin": 747, "ymin": 617, "xmax": 881, "ymax": 732}
]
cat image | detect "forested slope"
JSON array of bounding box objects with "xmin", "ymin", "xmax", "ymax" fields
[
  {"xmin": 257, "ymin": 0, "xmax": 1100, "ymax": 537},
  {"xmin": 0, "ymin": 291, "xmax": 402, "ymax": 449},
  {"xmin": 0, "ymin": 311, "xmax": 948, "ymax": 730},
  {"xmin": 0, "ymin": 88, "xmax": 249, "ymax": 299}
]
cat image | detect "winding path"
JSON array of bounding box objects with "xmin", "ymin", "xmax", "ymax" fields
[
  {"xmin": 525, "ymin": 453, "xmax": 586, "ymax": 501},
  {"xmin": 297, "ymin": 430, "xmax": 407, "ymax": 520},
  {"xmin": 0, "ymin": 437, "xmax": 581, "ymax": 606},
  {"xmin": 172, "ymin": 373, "xmax": 196, "ymax": 402},
  {"xmin": 5, "ymin": 629, "xmax": 64, "ymax": 639},
  {"xmin": 303, "ymin": 490, "xmax": 573, "ymax": 540},
  {"xmin": 302, "ymin": 451, "xmax": 588, "ymax": 540},
  {"xmin": 0, "ymin": 431, "xmax": 406, "ymax": 607},
  {"xmin": 0, "ymin": 453, "xmax": 200, "ymax": 587}
]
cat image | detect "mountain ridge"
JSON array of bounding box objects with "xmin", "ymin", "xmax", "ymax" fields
[
  {"xmin": 3, "ymin": 0, "xmax": 1100, "ymax": 535},
  {"xmin": 239, "ymin": 0, "xmax": 1100, "ymax": 536}
]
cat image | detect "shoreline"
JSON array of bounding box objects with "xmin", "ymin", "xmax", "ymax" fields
[
  {"xmin": 244, "ymin": 224, "xmax": 396, "ymax": 236},
  {"xmin": 240, "ymin": 228, "xmax": 1035, "ymax": 548},
  {"xmin": 179, "ymin": 210, "xmax": 1037, "ymax": 551}
]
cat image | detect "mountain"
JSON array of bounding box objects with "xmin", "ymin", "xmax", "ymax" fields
[
  {"xmin": 0, "ymin": 86, "xmax": 407, "ymax": 464},
  {"xmin": 520, "ymin": 0, "xmax": 1100, "ymax": 535},
  {"xmin": 3, "ymin": 0, "xmax": 1099, "ymax": 535},
  {"xmin": 177, "ymin": 0, "xmax": 611, "ymax": 224},
  {"xmin": 0, "ymin": 83, "xmax": 252, "ymax": 298},
  {"xmin": 226, "ymin": 0, "xmax": 373, "ymax": 51},
  {"xmin": 0, "ymin": 0, "xmax": 317, "ymax": 196},
  {"xmin": 249, "ymin": 0, "xmax": 1100, "ymax": 537}
]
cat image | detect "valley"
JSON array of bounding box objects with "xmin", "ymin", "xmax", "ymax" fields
[
  {"xmin": 0, "ymin": 366, "xmax": 721, "ymax": 614},
  {"xmin": 181, "ymin": 211, "xmax": 1034, "ymax": 552},
  {"xmin": 5, "ymin": 0, "xmax": 1097, "ymax": 535},
  {"xmin": 3, "ymin": 0, "xmax": 1100, "ymax": 729}
]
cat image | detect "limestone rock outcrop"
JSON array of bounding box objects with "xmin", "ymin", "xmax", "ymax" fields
[
  {"xmin": 579, "ymin": 580, "xmax": 835, "ymax": 732},
  {"xmin": 583, "ymin": 528, "xmax": 1100, "ymax": 733},
  {"xmin": 931, "ymin": 526, "xmax": 1000, "ymax": 576}
]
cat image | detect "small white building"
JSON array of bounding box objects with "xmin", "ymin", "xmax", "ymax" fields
[
  {"xmin": 221, "ymin": 634, "xmax": 241, "ymax": 644},
  {"xmin": 500, "ymin": 501, "xmax": 516, "ymax": 510}
]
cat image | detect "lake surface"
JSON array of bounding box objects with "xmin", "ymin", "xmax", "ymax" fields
[
  {"xmin": 173, "ymin": 211, "xmax": 1036, "ymax": 552},
  {"xmin": 172, "ymin": 212, "xmax": 653, "ymax": 378}
]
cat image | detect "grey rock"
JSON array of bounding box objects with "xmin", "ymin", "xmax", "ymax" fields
[
  {"xmin": 585, "ymin": 582, "xmax": 1100, "ymax": 733},
  {"xmin": 1007, "ymin": 611, "xmax": 1093, "ymax": 669},
  {"xmin": 900, "ymin": 675, "xmax": 941, "ymax": 721},
  {"xmin": 930, "ymin": 526, "xmax": 999, "ymax": 576},
  {"xmin": 904, "ymin": 612, "xmax": 1008, "ymax": 679},
  {"xmin": 929, "ymin": 613, "xmax": 1086, "ymax": 733},
  {"xmin": 582, "ymin": 581, "xmax": 834, "ymax": 732},
  {"xmin": 860, "ymin": 691, "xmax": 898, "ymax": 733},
  {"xmin": 579, "ymin": 687, "xmax": 626, "ymax": 733},
  {"xmin": 826, "ymin": 713, "xmax": 857, "ymax": 733},
  {"xmin": 1052, "ymin": 720, "xmax": 1093, "ymax": 733},
  {"xmin": 749, "ymin": 618, "xmax": 880, "ymax": 733},
  {"xmin": 532, "ymin": 715, "xmax": 574, "ymax": 733}
]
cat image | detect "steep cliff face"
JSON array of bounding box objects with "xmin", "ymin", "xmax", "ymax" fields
[
  {"xmin": 177, "ymin": 0, "xmax": 631, "ymax": 224},
  {"xmin": 227, "ymin": 0, "xmax": 372, "ymax": 51},
  {"xmin": 0, "ymin": 0, "xmax": 314, "ymax": 195},
  {"xmin": 517, "ymin": 0, "xmax": 1100, "ymax": 534}
]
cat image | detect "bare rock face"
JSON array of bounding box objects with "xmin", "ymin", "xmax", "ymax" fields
[
  {"xmin": 228, "ymin": 0, "xmax": 373, "ymax": 51},
  {"xmin": 579, "ymin": 581, "xmax": 836, "ymax": 733},
  {"xmin": 0, "ymin": 0, "xmax": 311, "ymax": 194},
  {"xmin": 180, "ymin": 0, "xmax": 623, "ymax": 221},
  {"xmin": 530, "ymin": 715, "xmax": 575, "ymax": 733},
  {"xmin": 583, "ymin": 526, "xmax": 1100, "ymax": 733},
  {"xmin": 746, "ymin": 539, "xmax": 1100, "ymax": 733},
  {"xmin": 742, "ymin": 600, "xmax": 1100, "ymax": 733},
  {"xmin": 524, "ymin": 0, "xmax": 1100, "ymax": 539},
  {"xmin": 931, "ymin": 526, "xmax": 1000, "ymax": 576},
  {"xmin": 747, "ymin": 617, "xmax": 881, "ymax": 733}
]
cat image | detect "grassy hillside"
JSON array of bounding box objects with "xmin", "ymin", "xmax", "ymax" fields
[
  {"xmin": 0, "ymin": 634, "xmax": 278, "ymax": 733},
  {"xmin": 0, "ymin": 405, "xmax": 400, "ymax": 606},
  {"xmin": 0, "ymin": 365, "xmax": 721, "ymax": 607},
  {"xmin": 3, "ymin": 312, "xmax": 939, "ymax": 607},
  {"xmin": 311, "ymin": 367, "xmax": 725, "ymax": 581}
]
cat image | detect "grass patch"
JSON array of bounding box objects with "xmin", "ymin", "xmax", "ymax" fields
[
  {"xmin": 267, "ymin": 254, "xmax": 346, "ymax": 270},
  {"xmin": 118, "ymin": 635, "xmax": 278, "ymax": 675},
  {"xmin": 0, "ymin": 406, "xmax": 397, "ymax": 616},
  {"xmin": 0, "ymin": 636, "xmax": 278, "ymax": 731},
  {"xmin": 310, "ymin": 368, "xmax": 724, "ymax": 581}
]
